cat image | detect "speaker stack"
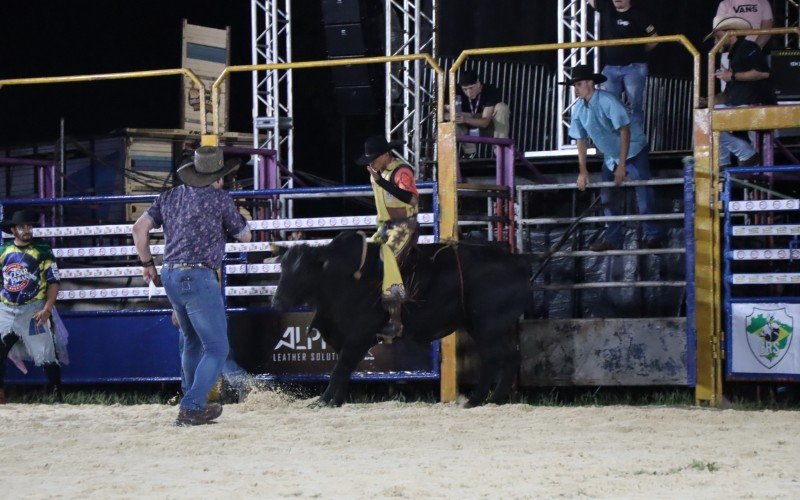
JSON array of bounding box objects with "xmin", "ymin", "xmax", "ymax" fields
[
  {"xmin": 322, "ymin": 0, "xmax": 377, "ymax": 115},
  {"xmin": 771, "ymin": 50, "xmax": 800, "ymax": 101}
]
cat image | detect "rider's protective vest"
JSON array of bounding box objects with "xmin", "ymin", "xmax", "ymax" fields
[{"xmin": 371, "ymin": 158, "xmax": 418, "ymax": 223}]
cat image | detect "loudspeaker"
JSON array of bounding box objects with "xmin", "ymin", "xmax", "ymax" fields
[
  {"xmin": 331, "ymin": 65, "xmax": 371, "ymax": 87},
  {"xmin": 324, "ymin": 24, "xmax": 365, "ymax": 57},
  {"xmin": 334, "ymin": 86, "xmax": 376, "ymax": 115},
  {"xmin": 771, "ymin": 50, "xmax": 800, "ymax": 100},
  {"xmin": 321, "ymin": 0, "xmax": 361, "ymax": 25}
]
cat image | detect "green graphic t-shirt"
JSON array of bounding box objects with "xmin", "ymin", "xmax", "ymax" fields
[{"xmin": 0, "ymin": 241, "xmax": 60, "ymax": 306}]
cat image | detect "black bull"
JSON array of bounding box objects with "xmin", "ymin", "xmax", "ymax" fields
[{"xmin": 272, "ymin": 231, "xmax": 532, "ymax": 407}]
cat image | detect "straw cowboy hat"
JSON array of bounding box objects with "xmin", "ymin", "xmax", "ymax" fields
[
  {"xmin": 177, "ymin": 146, "xmax": 242, "ymax": 187},
  {"xmin": 356, "ymin": 135, "xmax": 404, "ymax": 166},
  {"xmin": 0, "ymin": 209, "xmax": 40, "ymax": 233},
  {"xmin": 704, "ymin": 15, "xmax": 752, "ymax": 42},
  {"xmin": 557, "ymin": 64, "xmax": 608, "ymax": 86}
]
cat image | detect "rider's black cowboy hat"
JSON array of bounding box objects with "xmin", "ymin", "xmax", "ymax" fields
[
  {"xmin": 356, "ymin": 135, "xmax": 404, "ymax": 166},
  {"xmin": 0, "ymin": 209, "xmax": 41, "ymax": 233},
  {"xmin": 177, "ymin": 146, "xmax": 242, "ymax": 187},
  {"xmin": 557, "ymin": 64, "xmax": 607, "ymax": 86}
]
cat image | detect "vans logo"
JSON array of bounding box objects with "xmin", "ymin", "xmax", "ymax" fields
[
  {"xmin": 733, "ymin": 4, "xmax": 758, "ymax": 13},
  {"xmin": 616, "ymin": 19, "xmax": 630, "ymax": 27}
]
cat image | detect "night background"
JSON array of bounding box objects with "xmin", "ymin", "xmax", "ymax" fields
[{"xmin": 0, "ymin": 0, "xmax": 783, "ymax": 186}]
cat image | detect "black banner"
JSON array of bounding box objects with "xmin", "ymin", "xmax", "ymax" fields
[{"xmin": 229, "ymin": 310, "xmax": 435, "ymax": 377}]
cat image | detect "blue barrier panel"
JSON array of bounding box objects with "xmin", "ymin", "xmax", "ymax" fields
[
  {"xmin": 723, "ymin": 165, "xmax": 800, "ymax": 381},
  {"xmin": 4, "ymin": 310, "xmax": 179, "ymax": 385},
  {"xmin": 683, "ymin": 156, "xmax": 697, "ymax": 386}
]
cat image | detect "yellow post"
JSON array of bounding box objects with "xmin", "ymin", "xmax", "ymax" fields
[
  {"xmin": 437, "ymin": 121, "xmax": 459, "ymax": 403},
  {"xmin": 692, "ymin": 108, "xmax": 722, "ymax": 405}
]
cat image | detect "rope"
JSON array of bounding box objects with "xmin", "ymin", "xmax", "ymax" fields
[
  {"xmin": 530, "ymin": 195, "xmax": 602, "ymax": 284},
  {"xmin": 353, "ymin": 231, "xmax": 368, "ymax": 280},
  {"xmin": 433, "ymin": 241, "xmax": 467, "ymax": 319}
]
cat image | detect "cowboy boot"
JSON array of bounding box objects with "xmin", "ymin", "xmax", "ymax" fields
[{"xmin": 378, "ymin": 288, "xmax": 405, "ymax": 344}]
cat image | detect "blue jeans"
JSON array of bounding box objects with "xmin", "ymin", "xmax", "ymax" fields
[
  {"xmin": 177, "ymin": 334, "xmax": 248, "ymax": 396},
  {"xmin": 600, "ymin": 148, "xmax": 665, "ymax": 247},
  {"xmin": 719, "ymin": 132, "xmax": 756, "ymax": 166},
  {"xmin": 714, "ymin": 104, "xmax": 757, "ymax": 166},
  {"xmin": 601, "ymin": 62, "xmax": 648, "ymax": 129},
  {"xmin": 162, "ymin": 267, "xmax": 229, "ymax": 411}
]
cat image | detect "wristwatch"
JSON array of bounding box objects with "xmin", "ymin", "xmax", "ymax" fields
[{"xmin": 731, "ymin": 72, "xmax": 736, "ymax": 81}]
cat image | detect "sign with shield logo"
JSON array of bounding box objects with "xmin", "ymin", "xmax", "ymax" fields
[
  {"xmin": 745, "ymin": 307, "xmax": 793, "ymax": 368},
  {"xmin": 731, "ymin": 303, "xmax": 799, "ymax": 376}
]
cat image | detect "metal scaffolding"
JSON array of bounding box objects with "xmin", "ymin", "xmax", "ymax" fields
[
  {"xmin": 785, "ymin": 0, "xmax": 800, "ymax": 48},
  {"xmin": 385, "ymin": 0, "xmax": 438, "ymax": 173},
  {"xmin": 556, "ymin": 0, "xmax": 599, "ymax": 151},
  {"xmin": 251, "ymin": 0, "xmax": 293, "ymax": 191}
]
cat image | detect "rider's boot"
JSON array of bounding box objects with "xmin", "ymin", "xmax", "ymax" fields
[{"xmin": 378, "ymin": 286, "xmax": 405, "ymax": 344}]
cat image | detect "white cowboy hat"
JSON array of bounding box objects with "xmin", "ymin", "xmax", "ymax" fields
[{"xmin": 704, "ymin": 15, "xmax": 753, "ymax": 42}]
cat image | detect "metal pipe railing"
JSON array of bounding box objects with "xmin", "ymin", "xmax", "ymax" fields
[
  {"xmin": 707, "ymin": 28, "xmax": 800, "ymax": 109},
  {"xmin": 211, "ymin": 54, "xmax": 445, "ymax": 136},
  {"xmin": 447, "ymin": 35, "xmax": 701, "ymax": 128},
  {"xmin": 0, "ymin": 68, "xmax": 207, "ymax": 133}
]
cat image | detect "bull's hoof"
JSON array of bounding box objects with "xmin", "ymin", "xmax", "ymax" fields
[
  {"xmin": 308, "ymin": 398, "xmax": 328, "ymax": 409},
  {"xmin": 308, "ymin": 397, "xmax": 342, "ymax": 408},
  {"xmin": 463, "ymin": 400, "xmax": 485, "ymax": 409}
]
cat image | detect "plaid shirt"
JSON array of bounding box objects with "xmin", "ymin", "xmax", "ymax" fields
[{"xmin": 146, "ymin": 185, "xmax": 248, "ymax": 268}]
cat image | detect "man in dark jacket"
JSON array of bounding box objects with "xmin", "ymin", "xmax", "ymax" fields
[
  {"xmin": 705, "ymin": 15, "xmax": 776, "ymax": 167},
  {"xmin": 590, "ymin": 0, "xmax": 658, "ymax": 129}
]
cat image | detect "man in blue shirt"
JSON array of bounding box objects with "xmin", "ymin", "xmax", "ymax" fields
[
  {"xmin": 564, "ymin": 64, "xmax": 666, "ymax": 250},
  {"xmin": 133, "ymin": 146, "xmax": 252, "ymax": 426}
]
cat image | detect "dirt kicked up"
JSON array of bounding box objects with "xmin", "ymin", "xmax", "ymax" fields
[{"xmin": 2, "ymin": 391, "xmax": 799, "ymax": 498}]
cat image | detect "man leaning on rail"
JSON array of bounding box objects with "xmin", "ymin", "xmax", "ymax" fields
[
  {"xmin": 564, "ymin": 64, "xmax": 667, "ymax": 251},
  {"xmin": 358, "ymin": 135, "xmax": 419, "ymax": 344},
  {"xmin": 132, "ymin": 146, "xmax": 252, "ymax": 426}
]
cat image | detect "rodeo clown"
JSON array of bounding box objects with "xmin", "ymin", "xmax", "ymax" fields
[
  {"xmin": 0, "ymin": 210, "xmax": 66, "ymax": 404},
  {"xmin": 358, "ymin": 135, "xmax": 419, "ymax": 343}
]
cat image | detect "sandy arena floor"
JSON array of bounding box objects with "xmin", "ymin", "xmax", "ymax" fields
[{"xmin": 2, "ymin": 392, "xmax": 799, "ymax": 498}]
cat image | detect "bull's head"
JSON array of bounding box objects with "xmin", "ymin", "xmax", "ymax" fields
[{"xmin": 272, "ymin": 245, "xmax": 322, "ymax": 309}]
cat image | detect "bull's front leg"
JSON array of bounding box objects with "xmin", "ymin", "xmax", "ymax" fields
[{"xmin": 311, "ymin": 340, "xmax": 372, "ymax": 407}]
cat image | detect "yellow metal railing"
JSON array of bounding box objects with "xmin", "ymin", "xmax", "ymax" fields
[
  {"xmin": 0, "ymin": 69, "xmax": 207, "ymax": 133},
  {"xmin": 447, "ymin": 35, "xmax": 702, "ymax": 124},
  {"xmin": 210, "ymin": 54, "xmax": 445, "ymax": 137}
]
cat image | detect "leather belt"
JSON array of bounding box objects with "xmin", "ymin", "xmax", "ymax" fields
[{"xmin": 162, "ymin": 262, "xmax": 216, "ymax": 271}]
